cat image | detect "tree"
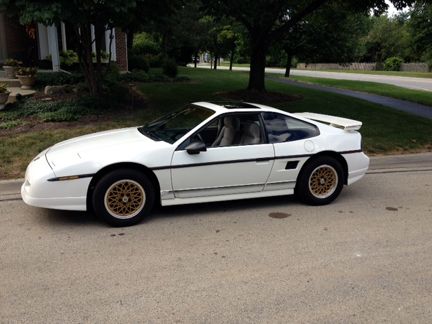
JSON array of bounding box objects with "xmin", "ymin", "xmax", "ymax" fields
[
  {"xmin": 204, "ymin": 0, "xmax": 415, "ymax": 91},
  {"xmin": 359, "ymin": 15, "xmax": 411, "ymax": 63},
  {"xmin": 1, "ymin": 0, "xmax": 175, "ymax": 95},
  {"xmin": 280, "ymin": 6, "xmax": 370, "ymax": 77},
  {"xmin": 409, "ymin": 1, "xmax": 432, "ymax": 67}
]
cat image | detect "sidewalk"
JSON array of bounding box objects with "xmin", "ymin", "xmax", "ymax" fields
[
  {"xmin": 1, "ymin": 152, "xmax": 431, "ymax": 201},
  {"xmin": 269, "ymin": 77, "xmax": 432, "ymax": 120}
]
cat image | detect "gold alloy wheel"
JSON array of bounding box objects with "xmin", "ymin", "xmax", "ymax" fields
[
  {"xmin": 104, "ymin": 179, "xmax": 146, "ymax": 219},
  {"xmin": 308, "ymin": 164, "xmax": 338, "ymax": 199}
]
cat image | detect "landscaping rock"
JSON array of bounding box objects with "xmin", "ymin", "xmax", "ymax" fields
[{"xmin": 44, "ymin": 85, "xmax": 71, "ymax": 95}]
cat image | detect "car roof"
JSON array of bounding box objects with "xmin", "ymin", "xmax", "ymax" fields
[{"xmin": 193, "ymin": 101, "xmax": 280, "ymax": 113}]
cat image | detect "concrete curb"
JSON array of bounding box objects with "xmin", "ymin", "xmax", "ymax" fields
[{"xmin": 1, "ymin": 153, "xmax": 431, "ymax": 200}]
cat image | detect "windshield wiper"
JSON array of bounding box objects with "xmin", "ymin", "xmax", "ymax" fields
[{"xmin": 138, "ymin": 127, "xmax": 162, "ymax": 141}]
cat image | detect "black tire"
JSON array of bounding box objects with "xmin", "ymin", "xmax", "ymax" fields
[
  {"xmin": 92, "ymin": 169, "xmax": 155, "ymax": 226},
  {"xmin": 295, "ymin": 156, "xmax": 344, "ymax": 205}
]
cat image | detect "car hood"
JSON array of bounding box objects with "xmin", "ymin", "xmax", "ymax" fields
[{"xmin": 45, "ymin": 127, "xmax": 156, "ymax": 169}]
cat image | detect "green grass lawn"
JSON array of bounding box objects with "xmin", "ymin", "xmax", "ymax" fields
[
  {"xmin": 310, "ymin": 69, "xmax": 432, "ymax": 79},
  {"xmin": 288, "ymin": 75, "xmax": 432, "ymax": 108},
  {"xmin": 219, "ymin": 62, "xmax": 251, "ymax": 68},
  {"xmin": 1, "ymin": 67, "xmax": 431, "ymax": 179}
]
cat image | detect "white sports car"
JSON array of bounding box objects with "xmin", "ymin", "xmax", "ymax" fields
[{"xmin": 22, "ymin": 102, "xmax": 369, "ymax": 226}]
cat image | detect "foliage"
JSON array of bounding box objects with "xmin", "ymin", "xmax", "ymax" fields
[
  {"xmin": 119, "ymin": 70, "xmax": 150, "ymax": 82},
  {"xmin": 144, "ymin": 54, "xmax": 164, "ymax": 68},
  {"xmin": 384, "ymin": 56, "xmax": 404, "ymax": 71},
  {"xmin": 1, "ymin": 0, "xmax": 175, "ymax": 95},
  {"xmin": 128, "ymin": 55, "xmax": 150, "ymax": 72},
  {"xmin": 0, "ymin": 120, "xmax": 22, "ymax": 129},
  {"xmin": 203, "ymin": 0, "xmax": 416, "ymax": 91},
  {"xmin": 162, "ymin": 59, "xmax": 178, "ymax": 78},
  {"xmin": 132, "ymin": 33, "xmax": 160, "ymax": 55},
  {"xmin": 36, "ymin": 72, "xmax": 83, "ymax": 87},
  {"xmin": 16, "ymin": 67, "xmax": 37, "ymax": 76},
  {"xmin": 60, "ymin": 50, "xmax": 79, "ymax": 66},
  {"xmin": 359, "ymin": 15, "xmax": 412, "ymax": 63},
  {"xmin": 4, "ymin": 58, "xmax": 22, "ymax": 67},
  {"xmin": 409, "ymin": 1, "xmax": 432, "ymax": 67},
  {"xmin": 0, "ymin": 83, "xmax": 9, "ymax": 94}
]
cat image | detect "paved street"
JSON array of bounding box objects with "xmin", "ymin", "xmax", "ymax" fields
[
  {"xmin": 195, "ymin": 65, "xmax": 432, "ymax": 92},
  {"xmin": 1, "ymin": 156, "xmax": 432, "ymax": 323}
]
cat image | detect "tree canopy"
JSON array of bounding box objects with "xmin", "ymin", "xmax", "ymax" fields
[{"xmin": 203, "ymin": 0, "xmax": 416, "ymax": 91}]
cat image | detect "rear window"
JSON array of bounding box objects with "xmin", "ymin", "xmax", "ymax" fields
[{"xmin": 262, "ymin": 112, "xmax": 319, "ymax": 143}]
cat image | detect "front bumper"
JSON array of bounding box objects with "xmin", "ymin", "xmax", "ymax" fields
[{"xmin": 21, "ymin": 153, "xmax": 89, "ymax": 211}]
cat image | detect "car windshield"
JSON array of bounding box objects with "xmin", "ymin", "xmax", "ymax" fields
[{"xmin": 138, "ymin": 104, "xmax": 214, "ymax": 144}]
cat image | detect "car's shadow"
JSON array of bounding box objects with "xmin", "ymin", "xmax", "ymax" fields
[
  {"xmin": 40, "ymin": 194, "xmax": 298, "ymax": 227},
  {"xmin": 40, "ymin": 189, "xmax": 356, "ymax": 228}
]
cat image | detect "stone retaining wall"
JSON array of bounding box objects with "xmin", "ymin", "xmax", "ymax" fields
[{"xmin": 297, "ymin": 62, "xmax": 430, "ymax": 73}]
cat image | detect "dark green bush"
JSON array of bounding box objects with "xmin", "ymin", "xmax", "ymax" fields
[
  {"xmin": 162, "ymin": 59, "xmax": 178, "ymax": 78},
  {"xmin": 119, "ymin": 70, "xmax": 150, "ymax": 82},
  {"xmin": 132, "ymin": 33, "xmax": 160, "ymax": 56},
  {"xmin": 145, "ymin": 54, "xmax": 164, "ymax": 68},
  {"xmin": 128, "ymin": 55, "xmax": 150, "ymax": 72},
  {"xmin": 384, "ymin": 57, "xmax": 404, "ymax": 71},
  {"xmin": 36, "ymin": 72, "xmax": 83, "ymax": 87}
]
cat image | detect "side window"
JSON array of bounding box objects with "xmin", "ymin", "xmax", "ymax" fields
[
  {"xmin": 181, "ymin": 113, "xmax": 265, "ymax": 149},
  {"xmin": 262, "ymin": 112, "xmax": 319, "ymax": 143}
]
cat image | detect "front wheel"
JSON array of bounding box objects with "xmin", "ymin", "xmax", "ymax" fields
[
  {"xmin": 92, "ymin": 169, "xmax": 155, "ymax": 226},
  {"xmin": 295, "ymin": 156, "xmax": 344, "ymax": 205}
]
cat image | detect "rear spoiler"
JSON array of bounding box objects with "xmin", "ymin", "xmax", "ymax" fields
[{"xmin": 294, "ymin": 112, "xmax": 362, "ymax": 131}]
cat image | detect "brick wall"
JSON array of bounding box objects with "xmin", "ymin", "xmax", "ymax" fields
[
  {"xmin": 115, "ymin": 29, "xmax": 128, "ymax": 71},
  {"xmin": 3, "ymin": 16, "xmax": 37, "ymax": 64}
]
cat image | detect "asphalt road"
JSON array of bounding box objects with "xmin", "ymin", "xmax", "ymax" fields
[
  {"xmin": 196, "ymin": 65, "xmax": 432, "ymax": 92},
  {"xmin": 1, "ymin": 168, "xmax": 432, "ymax": 323}
]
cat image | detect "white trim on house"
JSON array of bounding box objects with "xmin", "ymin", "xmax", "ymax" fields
[
  {"xmin": 90, "ymin": 25, "xmax": 96, "ymax": 53},
  {"xmin": 37, "ymin": 24, "xmax": 50, "ymax": 60},
  {"xmin": 105, "ymin": 27, "xmax": 116, "ymax": 61},
  {"xmin": 47, "ymin": 25, "xmax": 60, "ymax": 71},
  {"xmin": 60, "ymin": 22, "xmax": 67, "ymax": 52}
]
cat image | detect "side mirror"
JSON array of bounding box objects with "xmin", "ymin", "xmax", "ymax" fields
[{"xmin": 186, "ymin": 141, "xmax": 207, "ymax": 155}]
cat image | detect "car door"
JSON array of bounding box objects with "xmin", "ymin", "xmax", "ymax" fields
[
  {"xmin": 170, "ymin": 113, "xmax": 275, "ymax": 198},
  {"xmin": 261, "ymin": 112, "xmax": 320, "ymax": 192}
]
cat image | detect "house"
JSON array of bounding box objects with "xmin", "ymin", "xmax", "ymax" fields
[{"xmin": 0, "ymin": 11, "xmax": 128, "ymax": 71}]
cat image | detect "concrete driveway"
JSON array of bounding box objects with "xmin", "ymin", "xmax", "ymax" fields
[
  {"xmin": 1, "ymin": 154, "xmax": 432, "ymax": 323},
  {"xmin": 196, "ymin": 65, "xmax": 432, "ymax": 92}
]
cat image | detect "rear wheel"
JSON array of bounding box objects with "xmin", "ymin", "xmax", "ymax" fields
[
  {"xmin": 295, "ymin": 156, "xmax": 344, "ymax": 205},
  {"xmin": 92, "ymin": 169, "xmax": 155, "ymax": 226}
]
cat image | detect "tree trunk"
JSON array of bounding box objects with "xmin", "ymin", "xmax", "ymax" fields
[
  {"xmin": 194, "ymin": 51, "xmax": 198, "ymax": 68},
  {"xmin": 213, "ymin": 54, "xmax": 218, "ymax": 70},
  {"xmin": 77, "ymin": 23, "xmax": 98, "ymax": 95},
  {"xmin": 248, "ymin": 40, "xmax": 267, "ymax": 91},
  {"xmin": 229, "ymin": 48, "xmax": 235, "ymax": 71},
  {"xmin": 94, "ymin": 23, "xmax": 105, "ymax": 78},
  {"xmin": 126, "ymin": 30, "xmax": 134, "ymax": 50},
  {"xmin": 285, "ymin": 51, "xmax": 293, "ymax": 77}
]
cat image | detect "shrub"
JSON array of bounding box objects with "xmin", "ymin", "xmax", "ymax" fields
[
  {"xmin": 119, "ymin": 70, "xmax": 150, "ymax": 82},
  {"xmin": 16, "ymin": 67, "xmax": 38, "ymax": 76},
  {"xmin": 162, "ymin": 59, "xmax": 178, "ymax": 78},
  {"xmin": 132, "ymin": 32, "xmax": 160, "ymax": 56},
  {"xmin": 60, "ymin": 50, "xmax": 79, "ymax": 66},
  {"xmin": 4, "ymin": 58, "xmax": 22, "ymax": 67},
  {"xmin": 36, "ymin": 72, "xmax": 83, "ymax": 87},
  {"xmin": 145, "ymin": 54, "xmax": 164, "ymax": 68},
  {"xmin": 384, "ymin": 57, "xmax": 404, "ymax": 71},
  {"xmin": 128, "ymin": 55, "xmax": 150, "ymax": 72}
]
